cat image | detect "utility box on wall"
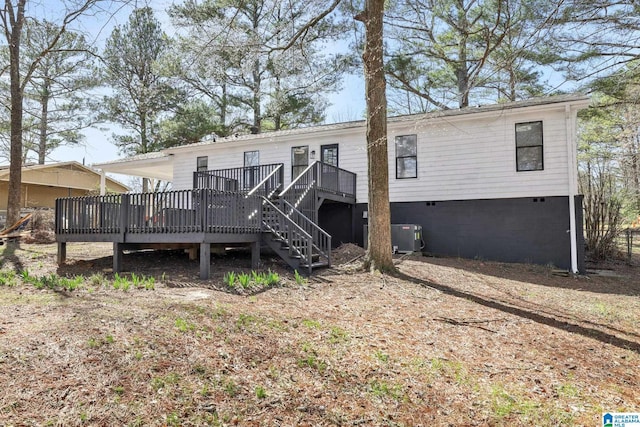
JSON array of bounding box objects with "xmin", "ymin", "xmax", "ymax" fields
[{"xmin": 363, "ymin": 224, "xmax": 423, "ymax": 254}]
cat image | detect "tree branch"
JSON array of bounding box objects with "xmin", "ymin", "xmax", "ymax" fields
[{"xmin": 267, "ymin": 0, "xmax": 341, "ymax": 52}]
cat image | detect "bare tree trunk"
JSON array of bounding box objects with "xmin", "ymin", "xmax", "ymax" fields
[
  {"xmin": 2, "ymin": 0, "xmax": 103, "ymax": 224},
  {"xmin": 38, "ymin": 73, "xmax": 50, "ymax": 164},
  {"xmin": 141, "ymin": 112, "xmax": 150, "ymax": 192},
  {"xmin": 252, "ymin": 58, "xmax": 261, "ymax": 131},
  {"xmin": 356, "ymin": 0, "xmax": 395, "ymax": 273},
  {"xmin": 220, "ymin": 82, "xmax": 227, "ymax": 135},
  {"xmin": 6, "ymin": 0, "xmax": 27, "ymax": 225},
  {"xmin": 9, "ymin": 67, "xmax": 24, "ymax": 221},
  {"xmin": 456, "ymin": 14, "xmax": 469, "ymax": 108},
  {"xmin": 274, "ymin": 75, "xmax": 282, "ymax": 131}
]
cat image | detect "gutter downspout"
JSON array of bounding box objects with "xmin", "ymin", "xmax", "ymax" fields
[{"xmin": 565, "ymin": 104, "xmax": 579, "ymax": 273}]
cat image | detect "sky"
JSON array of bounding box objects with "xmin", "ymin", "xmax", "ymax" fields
[
  {"xmin": 43, "ymin": 0, "xmax": 582, "ymax": 169},
  {"xmin": 47, "ymin": 0, "xmax": 366, "ymax": 168},
  {"xmin": 51, "ymin": 78, "xmax": 366, "ymax": 167}
]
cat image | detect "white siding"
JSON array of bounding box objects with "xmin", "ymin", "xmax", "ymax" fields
[
  {"xmin": 171, "ymin": 103, "xmax": 577, "ymax": 203},
  {"xmin": 384, "ymin": 108, "xmax": 571, "ymax": 203}
]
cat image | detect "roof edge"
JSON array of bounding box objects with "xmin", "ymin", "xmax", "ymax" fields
[{"xmin": 163, "ymin": 94, "xmax": 590, "ymax": 154}]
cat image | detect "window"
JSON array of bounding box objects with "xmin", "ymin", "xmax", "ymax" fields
[
  {"xmin": 197, "ymin": 156, "xmax": 208, "ymax": 172},
  {"xmin": 516, "ymin": 121, "xmax": 543, "ymax": 171},
  {"xmin": 291, "ymin": 145, "xmax": 309, "ymax": 179},
  {"xmin": 244, "ymin": 151, "xmax": 260, "ymax": 188},
  {"xmin": 244, "ymin": 150, "xmax": 259, "ymax": 167},
  {"xmin": 395, "ymin": 135, "xmax": 417, "ymax": 179},
  {"xmin": 321, "ymin": 144, "xmax": 338, "ymax": 167}
]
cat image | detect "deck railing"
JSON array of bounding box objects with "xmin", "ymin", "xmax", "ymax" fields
[
  {"xmin": 55, "ymin": 194, "xmax": 123, "ymax": 235},
  {"xmin": 316, "ymin": 162, "xmax": 357, "ymax": 198},
  {"xmin": 279, "ymin": 161, "xmax": 357, "ymax": 223},
  {"xmin": 280, "ymin": 162, "xmax": 318, "ymax": 223},
  {"xmin": 56, "ymin": 189, "xmax": 262, "ymax": 236},
  {"xmin": 127, "ymin": 190, "xmax": 199, "ymax": 233},
  {"xmin": 200, "ymin": 190, "xmax": 261, "ymax": 233},
  {"xmin": 193, "ymin": 163, "xmax": 284, "ymax": 192}
]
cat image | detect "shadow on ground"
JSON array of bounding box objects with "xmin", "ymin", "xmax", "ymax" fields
[
  {"xmin": 406, "ymin": 254, "xmax": 640, "ymax": 297},
  {"xmin": 395, "ymin": 269, "xmax": 640, "ymax": 354},
  {"xmin": 0, "ymin": 241, "xmax": 24, "ymax": 272}
]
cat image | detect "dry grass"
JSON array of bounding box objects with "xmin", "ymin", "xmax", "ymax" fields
[{"xmin": 0, "ymin": 242, "xmax": 638, "ymax": 426}]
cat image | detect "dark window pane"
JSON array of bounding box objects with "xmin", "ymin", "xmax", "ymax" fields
[
  {"xmin": 292, "ymin": 146, "xmax": 309, "ymax": 179},
  {"xmin": 292, "ymin": 165, "xmax": 307, "ymax": 179},
  {"xmin": 515, "ymin": 121, "xmax": 542, "ymax": 147},
  {"xmin": 517, "ymin": 146, "xmax": 543, "ymax": 171},
  {"xmin": 321, "ymin": 145, "xmax": 338, "ymax": 167},
  {"xmin": 197, "ymin": 156, "xmax": 208, "ymax": 172},
  {"xmin": 515, "ymin": 121, "xmax": 543, "ymax": 171},
  {"xmin": 396, "ymin": 135, "xmax": 417, "ymax": 156},
  {"xmin": 292, "ymin": 146, "xmax": 308, "ymax": 165},
  {"xmin": 397, "ymin": 157, "xmax": 417, "ymax": 178},
  {"xmin": 395, "ymin": 134, "xmax": 417, "ymax": 179}
]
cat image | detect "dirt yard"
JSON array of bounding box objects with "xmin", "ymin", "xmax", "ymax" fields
[{"xmin": 0, "ymin": 241, "xmax": 638, "ymax": 426}]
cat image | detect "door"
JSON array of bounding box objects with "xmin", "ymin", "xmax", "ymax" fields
[{"xmin": 320, "ymin": 144, "xmax": 339, "ymax": 191}]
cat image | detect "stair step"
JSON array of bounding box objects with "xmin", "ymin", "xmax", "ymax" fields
[
  {"xmin": 300, "ymin": 261, "xmax": 329, "ymax": 268},
  {"xmin": 291, "ymin": 254, "xmax": 324, "ymax": 262}
]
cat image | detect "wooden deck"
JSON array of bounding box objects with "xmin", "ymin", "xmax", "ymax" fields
[
  {"xmin": 56, "ymin": 190, "xmax": 263, "ymax": 278},
  {"xmin": 55, "ymin": 162, "xmax": 357, "ymax": 278}
]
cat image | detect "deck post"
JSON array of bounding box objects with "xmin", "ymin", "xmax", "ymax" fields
[
  {"xmin": 57, "ymin": 241, "xmax": 66, "ymax": 265},
  {"xmin": 200, "ymin": 243, "xmax": 210, "ymax": 279},
  {"xmin": 99, "ymin": 170, "xmax": 106, "ymax": 196},
  {"xmin": 113, "ymin": 242, "xmax": 123, "ymax": 273},
  {"xmin": 119, "ymin": 194, "xmax": 129, "ymax": 240},
  {"xmin": 251, "ymin": 241, "xmax": 260, "ymax": 269}
]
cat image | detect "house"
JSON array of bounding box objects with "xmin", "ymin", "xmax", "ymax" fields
[
  {"xmin": 0, "ymin": 161, "xmax": 129, "ymax": 226},
  {"xmin": 57, "ymin": 94, "xmax": 590, "ymax": 277}
]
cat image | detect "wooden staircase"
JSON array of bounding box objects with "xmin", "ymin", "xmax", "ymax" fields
[
  {"xmin": 244, "ymin": 163, "xmax": 331, "ymax": 274},
  {"xmin": 260, "ymin": 197, "xmax": 330, "ymax": 274},
  {"xmin": 194, "ymin": 161, "xmax": 356, "ymax": 275}
]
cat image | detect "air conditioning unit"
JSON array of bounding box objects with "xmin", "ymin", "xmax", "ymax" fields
[{"xmin": 363, "ymin": 224, "xmax": 423, "ymax": 254}]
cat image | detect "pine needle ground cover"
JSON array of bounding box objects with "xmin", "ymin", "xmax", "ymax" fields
[{"xmin": 0, "ymin": 242, "xmax": 638, "ymax": 426}]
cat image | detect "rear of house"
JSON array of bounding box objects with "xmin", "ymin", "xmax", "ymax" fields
[{"xmin": 157, "ymin": 94, "xmax": 588, "ymax": 272}]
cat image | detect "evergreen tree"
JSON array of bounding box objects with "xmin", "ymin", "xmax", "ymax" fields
[
  {"xmin": 20, "ymin": 20, "xmax": 98, "ymax": 164},
  {"xmin": 102, "ymin": 7, "xmax": 185, "ymax": 191},
  {"xmin": 169, "ymin": 0, "xmax": 349, "ymax": 132},
  {"xmin": 0, "ymin": 0, "xmax": 111, "ymax": 225},
  {"xmin": 385, "ymin": 0, "xmax": 555, "ymax": 112}
]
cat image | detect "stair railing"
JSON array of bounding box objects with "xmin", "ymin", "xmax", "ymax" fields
[
  {"xmin": 279, "ymin": 162, "xmax": 318, "ymax": 223},
  {"xmin": 280, "ymin": 199, "xmax": 331, "ymax": 267},
  {"xmin": 246, "ymin": 164, "xmax": 284, "ymax": 221},
  {"xmin": 260, "ymin": 196, "xmax": 314, "ymax": 274},
  {"xmin": 247, "ymin": 163, "xmax": 284, "ymax": 199}
]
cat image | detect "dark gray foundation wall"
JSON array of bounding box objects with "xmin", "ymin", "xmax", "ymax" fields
[
  {"xmin": 318, "ymin": 202, "xmax": 355, "ymax": 248},
  {"xmin": 351, "ymin": 196, "xmax": 585, "ymax": 273}
]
